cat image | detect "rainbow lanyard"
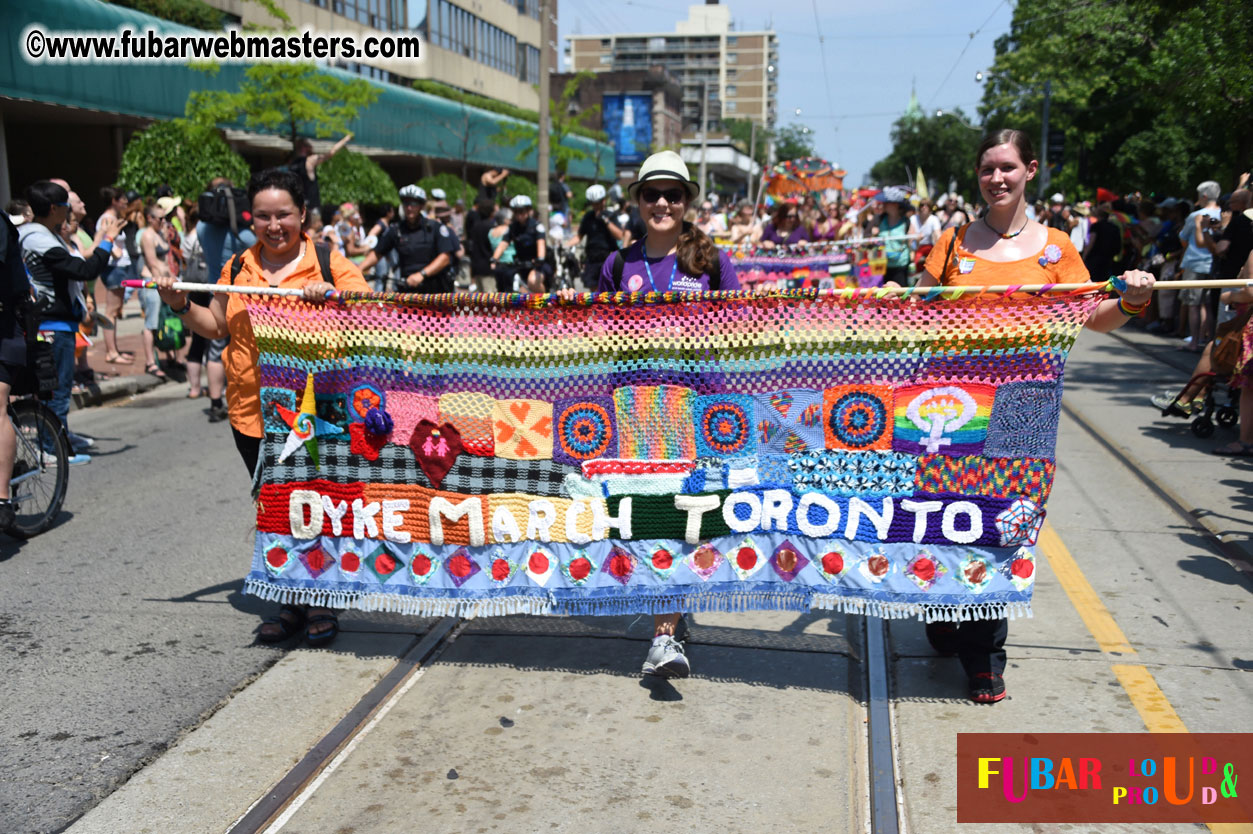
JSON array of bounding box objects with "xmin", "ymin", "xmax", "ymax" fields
[{"xmin": 641, "ymin": 236, "xmax": 677, "ymax": 292}]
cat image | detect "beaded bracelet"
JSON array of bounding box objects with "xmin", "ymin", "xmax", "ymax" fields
[{"xmin": 1118, "ymin": 297, "xmax": 1149, "ymax": 316}]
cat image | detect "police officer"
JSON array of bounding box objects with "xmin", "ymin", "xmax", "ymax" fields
[
  {"xmin": 359, "ymin": 185, "xmax": 457, "ymax": 293},
  {"xmin": 491, "ymin": 195, "xmax": 551, "ymax": 292}
]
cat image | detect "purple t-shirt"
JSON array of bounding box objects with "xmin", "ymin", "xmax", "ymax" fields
[
  {"xmin": 761, "ymin": 223, "xmax": 810, "ymax": 246},
  {"xmin": 598, "ymin": 242, "xmax": 740, "ymax": 293}
]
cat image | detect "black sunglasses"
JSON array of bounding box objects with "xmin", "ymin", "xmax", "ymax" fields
[{"xmin": 641, "ymin": 187, "xmax": 686, "ymax": 204}]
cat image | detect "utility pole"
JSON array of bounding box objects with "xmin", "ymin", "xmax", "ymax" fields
[
  {"xmin": 537, "ymin": 0, "xmax": 552, "ymax": 223},
  {"xmin": 698, "ymin": 78, "xmax": 709, "ymax": 198},
  {"xmin": 1037, "ymin": 79, "xmax": 1052, "ymax": 200},
  {"xmin": 746, "ymin": 118, "xmax": 757, "ymax": 203}
]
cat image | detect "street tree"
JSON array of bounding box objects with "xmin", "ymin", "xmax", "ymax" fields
[
  {"xmin": 773, "ymin": 124, "xmax": 816, "ymax": 162},
  {"xmin": 491, "ymin": 71, "xmax": 603, "ymax": 176},
  {"xmin": 723, "ymin": 117, "xmax": 771, "ymax": 167},
  {"xmin": 977, "ymin": 0, "xmax": 1250, "ymax": 196},
  {"xmin": 870, "ymin": 109, "xmax": 981, "ymax": 197},
  {"xmin": 118, "ymin": 119, "xmax": 250, "ymax": 198},
  {"xmin": 186, "ymin": 63, "xmax": 379, "ymax": 154},
  {"xmin": 317, "ymin": 150, "xmax": 397, "ymax": 208}
]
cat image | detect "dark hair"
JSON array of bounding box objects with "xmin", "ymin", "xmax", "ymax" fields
[
  {"xmin": 100, "ymin": 185, "xmax": 123, "ymax": 204},
  {"xmin": 975, "ymin": 129, "xmax": 1036, "ymax": 169},
  {"xmin": 25, "ymin": 180, "xmax": 69, "ymax": 218},
  {"xmin": 475, "ymin": 197, "xmax": 496, "ymax": 216},
  {"xmin": 772, "ymin": 202, "xmax": 798, "ymax": 226},
  {"xmin": 249, "ymin": 168, "xmax": 306, "ymax": 212},
  {"xmin": 676, "ymin": 221, "xmax": 718, "ymax": 279},
  {"xmin": 5, "ymin": 199, "xmax": 29, "ymax": 216},
  {"xmin": 155, "ymin": 184, "xmax": 174, "ymax": 199}
]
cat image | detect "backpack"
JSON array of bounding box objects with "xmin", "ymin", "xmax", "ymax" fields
[
  {"xmin": 229, "ymin": 241, "xmax": 334, "ymax": 285},
  {"xmin": 154, "ymin": 303, "xmax": 186, "ymax": 351},
  {"xmin": 181, "ymin": 232, "xmax": 209, "ymax": 284},
  {"xmin": 197, "ymin": 185, "xmax": 251, "ymax": 234},
  {"xmin": 606, "ymin": 233, "xmax": 722, "ymax": 292}
]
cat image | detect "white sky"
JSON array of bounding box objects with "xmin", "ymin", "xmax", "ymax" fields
[{"xmin": 558, "ymin": 0, "xmax": 1016, "ymax": 186}]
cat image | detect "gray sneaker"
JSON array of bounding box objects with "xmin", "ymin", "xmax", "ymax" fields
[{"xmin": 642, "ymin": 635, "xmax": 690, "ymax": 678}]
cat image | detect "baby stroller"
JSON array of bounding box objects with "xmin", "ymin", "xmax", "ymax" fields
[{"xmin": 1153, "ymin": 310, "xmax": 1246, "ymax": 438}]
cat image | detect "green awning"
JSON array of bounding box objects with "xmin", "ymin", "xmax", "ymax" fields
[{"xmin": 0, "ymin": 0, "xmax": 613, "ymax": 178}]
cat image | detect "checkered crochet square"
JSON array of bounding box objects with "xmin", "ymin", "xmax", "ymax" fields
[
  {"xmin": 613, "ymin": 385, "xmax": 697, "ymax": 460},
  {"xmin": 553, "ymin": 397, "xmax": 617, "ymax": 465},
  {"xmin": 438, "ymin": 392, "xmax": 495, "ymax": 457},
  {"xmin": 753, "ymin": 389, "xmax": 824, "ymax": 454},
  {"xmin": 822, "ymin": 385, "xmax": 894, "ymax": 451},
  {"xmin": 693, "ymin": 394, "xmax": 756, "ymax": 458},
  {"xmin": 985, "ymin": 380, "xmax": 1063, "ymax": 459},
  {"xmin": 493, "ymin": 399, "xmax": 554, "ymax": 460}
]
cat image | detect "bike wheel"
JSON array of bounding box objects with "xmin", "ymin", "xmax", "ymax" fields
[{"xmin": 7, "ymin": 400, "xmax": 70, "ymax": 538}]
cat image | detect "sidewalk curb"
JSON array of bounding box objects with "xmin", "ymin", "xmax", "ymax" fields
[{"xmin": 70, "ymin": 373, "xmax": 166, "ymax": 411}]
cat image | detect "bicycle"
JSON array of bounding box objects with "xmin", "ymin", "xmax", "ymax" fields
[{"xmin": 5, "ymin": 394, "xmax": 69, "ymax": 538}]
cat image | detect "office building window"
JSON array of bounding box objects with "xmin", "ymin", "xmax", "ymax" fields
[
  {"xmin": 429, "ymin": 0, "xmax": 518, "ymax": 75},
  {"xmin": 519, "ymin": 43, "xmax": 540, "ymax": 84}
]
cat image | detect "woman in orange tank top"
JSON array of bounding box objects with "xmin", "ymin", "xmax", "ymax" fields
[{"xmin": 915, "ymin": 130, "xmax": 1154, "ymax": 703}]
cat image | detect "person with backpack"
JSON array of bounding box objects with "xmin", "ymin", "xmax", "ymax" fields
[
  {"xmin": 194, "ymin": 177, "xmax": 257, "ymax": 422},
  {"xmin": 592, "ymin": 151, "xmax": 739, "ymax": 679},
  {"xmin": 19, "ymin": 181, "xmax": 125, "ymax": 463},
  {"xmin": 598, "ymin": 151, "xmax": 737, "ymax": 298},
  {"xmin": 154, "ymin": 167, "xmax": 369, "ymax": 647}
]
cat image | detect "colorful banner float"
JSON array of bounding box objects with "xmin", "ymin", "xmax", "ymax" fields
[{"xmin": 244, "ymin": 290, "xmax": 1101, "ymax": 621}]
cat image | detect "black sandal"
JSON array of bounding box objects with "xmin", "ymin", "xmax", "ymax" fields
[
  {"xmin": 258, "ymin": 604, "xmax": 305, "ymax": 643},
  {"xmin": 305, "ymin": 608, "xmax": 340, "ymax": 647}
]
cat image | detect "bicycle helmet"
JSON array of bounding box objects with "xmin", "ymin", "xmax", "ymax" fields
[
  {"xmin": 398, "ymin": 184, "xmax": 426, "ymax": 202},
  {"xmin": 510, "ymin": 195, "xmax": 532, "ymax": 209},
  {"xmin": 585, "ymin": 184, "xmax": 606, "ymax": 202},
  {"xmin": 431, "ymin": 188, "xmax": 446, "ymax": 200}
]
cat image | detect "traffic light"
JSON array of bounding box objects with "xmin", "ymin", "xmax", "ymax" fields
[{"xmin": 1047, "ymin": 128, "xmax": 1065, "ymax": 161}]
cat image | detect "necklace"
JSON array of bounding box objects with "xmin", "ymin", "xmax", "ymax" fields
[
  {"xmin": 983, "ymin": 216, "xmax": 1029, "ymax": 240},
  {"xmin": 260, "ymin": 241, "xmax": 305, "ymax": 272}
]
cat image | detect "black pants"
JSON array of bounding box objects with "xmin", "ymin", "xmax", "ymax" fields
[
  {"xmin": 957, "ymin": 618, "xmax": 1008, "ymax": 677},
  {"xmin": 233, "ymin": 428, "xmax": 261, "ymax": 478}
]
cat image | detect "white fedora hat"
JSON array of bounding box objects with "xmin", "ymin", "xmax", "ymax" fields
[{"xmin": 627, "ymin": 150, "xmax": 700, "ymax": 201}]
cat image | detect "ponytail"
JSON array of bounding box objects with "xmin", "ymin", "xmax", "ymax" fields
[{"xmin": 676, "ymin": 221, "xmax": 718, "ymax": 279}]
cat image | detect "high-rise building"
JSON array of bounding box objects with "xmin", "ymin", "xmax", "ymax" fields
[
  {"xmin": 564, "ymin": 2, "xmax": 777, "ymax": 135},
  {"xmin": 202, "ymin": 0, "xmax": 555, "ymax": 109}
]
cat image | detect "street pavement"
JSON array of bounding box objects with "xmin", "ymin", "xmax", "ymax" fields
[{"xmin": 3, "ymin": 324, "xmax": 1252, "ymax": 834}]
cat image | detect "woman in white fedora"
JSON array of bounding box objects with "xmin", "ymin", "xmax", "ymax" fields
[
  {"xmin": 597, "ymin": 150, "xmax": 738, "ymax": 297},
  {"xmin": 594, "ymin": 151, "xmax": 740, "ymax": 679}
]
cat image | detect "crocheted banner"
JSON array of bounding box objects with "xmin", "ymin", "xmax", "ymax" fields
[{"xmin": 244, "ymin": 290, "xmax": 1101, "ymax": 621}]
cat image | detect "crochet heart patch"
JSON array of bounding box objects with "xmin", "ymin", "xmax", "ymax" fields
[{"xmin": 410, "ymin": 420, "xmax": 463, "ymax": 488}]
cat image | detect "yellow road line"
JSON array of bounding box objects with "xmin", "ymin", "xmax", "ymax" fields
[
  {"xmin": 1109, "ymin": 664, "xmax": 1188, "ymax": 733},
  {"xmin": 1039, "ymin": 522, "xmax": 1253, "ymax": 832}
]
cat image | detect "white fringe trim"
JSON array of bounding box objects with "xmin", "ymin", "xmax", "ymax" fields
[{"xmin": 245, "ymin": 579, "xmax": 1030, "ymax": 622}]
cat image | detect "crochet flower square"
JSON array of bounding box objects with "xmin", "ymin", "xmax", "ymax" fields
[
  {"xmin": 753, "ymin": 389, "xmax": 824, "ymax": 454},
  {"xmin": 553, "ymin": 397, "xmax": 617, "ymax": 465},
  {"xmin": 613, "ymin": 385, "xmax": 697, "ymax": 460},
  {"xmin": 438, "ymin": 392, "xmax": 496, "ymax": 457},
  {"xmin": 823, "ymin": 385, "xmax": 894, "ymax": 451},
  {"xmin": 693, "ymin": 394, "xmax": 756, "ymax": 458},
  {"xmin": 985, "ymin": 380, "xmax": 1063, "ymax": 460},
  {"xmin": 892, "ymin": 382, "xmax": 995, "ymax": 456},
  {"xmin": 492, "ymin": 399, "xmax": 554, "ymax": 460}
]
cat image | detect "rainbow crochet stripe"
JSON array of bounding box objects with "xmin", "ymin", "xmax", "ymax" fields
[{"xmin": 243, "ymin": 289, "xmax": 1101, "ymax": 621}]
